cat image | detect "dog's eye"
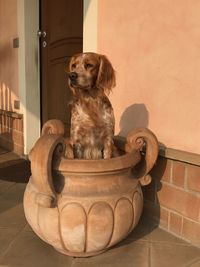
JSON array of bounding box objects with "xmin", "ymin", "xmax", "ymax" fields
[
  {"xmin": 85, "ymin": 63, "xmax": 94, "ymax": 69},
  {"xmin": 71, "ymin": 63, "xmax": 76, "ymax": 69}
]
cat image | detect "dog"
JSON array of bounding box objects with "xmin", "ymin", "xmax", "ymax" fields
[{"xmin": 65, "ymin": 52, "xmax": 116, "ymax": 159}]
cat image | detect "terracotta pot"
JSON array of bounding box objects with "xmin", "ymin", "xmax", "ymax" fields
[{"xmin": 24, "ymin": 120, "xmax": 158, "ymax": 257}]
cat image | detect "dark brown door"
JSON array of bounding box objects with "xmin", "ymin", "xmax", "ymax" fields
[{"xmin": 40, "ymin": 0, "xmax": 83, "ymax": 134}]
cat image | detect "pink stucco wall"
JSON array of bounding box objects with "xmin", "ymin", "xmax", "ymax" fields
[
  {"xmin": 0, "ymin": 0, "xmax": 19, "ymax": 111},
  {"xmin": 98, "ymin": 0, "xmax": 200, "ymax": 154}
]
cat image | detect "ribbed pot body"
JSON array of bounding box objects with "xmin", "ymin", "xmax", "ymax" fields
[{"xmin": 24, "ymin": 155, "xmax": 143, "ymax": 257}]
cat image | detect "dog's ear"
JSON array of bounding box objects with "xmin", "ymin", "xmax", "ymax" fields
[
  {"xmin": 67, "ymin": 56, "xmax": 76, "ymax": 95},
  {"xmin": 67, "ymin": 54, "xmax": 81, "ymax": 96},
  {"xmin": 68, "ymin": 56, "xmax": 75, "ymax": 71},
  {"xmin": 96, "ymin": 55, "xmax": 116, "ymax": 94}
]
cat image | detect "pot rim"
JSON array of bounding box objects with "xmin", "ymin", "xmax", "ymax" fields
[{"xmin": 53, "ymin": 149, "xmax": 141, "ymax": 173}]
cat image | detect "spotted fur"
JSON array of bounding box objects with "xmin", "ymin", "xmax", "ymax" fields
[{"xmin": 66, "ymin": 52, "xmax": 116, "ymax": 159}]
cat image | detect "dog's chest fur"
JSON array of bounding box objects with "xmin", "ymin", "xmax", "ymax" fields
[{"xmin": 71, "ymin": 96, "xmax": 114, "ymax": 147}]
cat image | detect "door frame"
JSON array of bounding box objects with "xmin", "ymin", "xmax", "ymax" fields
[
  {"xmin": 17, "ymin": 0, "xmax": 97, "ymax": 155},
  {"xmin": 17, "ymin": 0, "xmax": 40, "ymax": 155}
]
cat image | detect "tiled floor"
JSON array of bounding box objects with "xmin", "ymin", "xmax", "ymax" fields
[{"xmin": 0, "ymin": 148, "xmax": 200, "ymax": 267}]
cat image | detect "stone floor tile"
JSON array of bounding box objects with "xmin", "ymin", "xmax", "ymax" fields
[
  {"xmin": 0, "ymin": 227, "xmax": 74, "ymax": 267},
  {"xmin": 150, "ymin": 242, "xmax": 200, "ymax": 267},
  {"xmin": 150, "ymin": 226, "xmax": 188, "ymax": 245},
  {"xmin": 0, "ymin": 161, "xmax": 31, "ymax": 183},
  {"xmin": 22, "ymin": 223, "xmax": 34, "ymax": 232},
  {"xmin": 189, "ymin": 260, "xmax": 200, "ymax": 267},
  {"xmin": 127, "ymin": 216, "xmax": 157, "ymax": 242},
  {"xmin": 0, "ymin": 182, "xmax": 26, "ymax": 202},
  {"xmin": 0, "ymin": 227, "xmax": 23, "ymax": 256},
  {"xmin": 0, "ymin": 201, "xmax": 26, "ymax": 228},
  {"xmin": 72, "ymin": 241, "xmax": 149, "ymax": 267},
  {"xmin": 0, "ymin": 180, "xmax": 16, "ymax": 194},
  {"xmin": 0, "ymin": 150, "xmax": 20, "ymax": 165}
]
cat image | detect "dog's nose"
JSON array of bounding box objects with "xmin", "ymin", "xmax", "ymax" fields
[{"xmin": 69, "ymin": 72, "xmax": 78, "ymax": 81}]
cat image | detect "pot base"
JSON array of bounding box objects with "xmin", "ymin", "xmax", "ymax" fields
[{"xmin": 54, "ymin": 247, "xmax": 107, "ymax": 258}]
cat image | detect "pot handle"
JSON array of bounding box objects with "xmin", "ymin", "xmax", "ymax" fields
[
  {"xmin": 125, "ymin": 128, "xmax": 159, "ymax": 186},
  {"xmin": 30, "ymin": 134, "xmax": 65, "ymax": 208},
  {"xmin": 41, "ymin": 119, "xmax": 65, "ymax": 136},
  {"xmin": 29, "ymin": 119, "xmax": 65, "ymax": 208}
]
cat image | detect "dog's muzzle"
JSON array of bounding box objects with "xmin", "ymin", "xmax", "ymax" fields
[{"xmin": 69, "ymin": 72, "xmax": 78, "ymax": 85}]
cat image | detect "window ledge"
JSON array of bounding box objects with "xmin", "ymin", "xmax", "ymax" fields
[{"xmin": 0, "ymin": 109, "xmax": 23, "ymax": 119}]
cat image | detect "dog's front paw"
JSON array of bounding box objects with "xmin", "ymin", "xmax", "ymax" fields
[
  {"xmin": 103, "ymin": 140, "xmax": 116, "ymax": 159},
  {"xmin": 103, "ymin": 147, "xmax": 112, "ymax": 159},
  {"xmin": 64, "ymin": 138, "xmax": 74, "ymax": 159},
  {"xmin": 65, "ymin": 148, "xmax": 74, "ymax": 159}
]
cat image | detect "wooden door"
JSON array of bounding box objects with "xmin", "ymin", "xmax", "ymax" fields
[{"xmin": 40, "ymin": 0, "xmax": 83, "ymax": 135}]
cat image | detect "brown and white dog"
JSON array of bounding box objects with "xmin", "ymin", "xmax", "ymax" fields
[{"xmin": 66, "ymin": 52, "xmax": 116, "ymax": 159}]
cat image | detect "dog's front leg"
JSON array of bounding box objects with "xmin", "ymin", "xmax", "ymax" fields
[
  {"xmin": 64, "ymin": 138, "xmax": 74, "ymax": 159},
  {"xmin": 103, "ymin": 138, "xmax": 113, "ymax": 159}
]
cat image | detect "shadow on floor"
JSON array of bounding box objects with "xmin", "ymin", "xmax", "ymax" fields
[
  {"xmin": 0, "ymin": 161, "xmax": 30, "ymax": 183},
  {"xmin": 114, "ymin": 213, "xmax": 158, "ymax": 249},
  {"xmin": 0, "ymin": 147, "xmax": 31, "ymax": 183}
]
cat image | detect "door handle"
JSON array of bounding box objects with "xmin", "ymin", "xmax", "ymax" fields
[
  {"xmin": 42, "ymin": 41, "xmax": 47, "ymax": 48},
  {"xmin": 37, "ymin": 30, "xmax": 47, "ymax": 38}
]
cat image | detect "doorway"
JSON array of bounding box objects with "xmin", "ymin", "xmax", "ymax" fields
[{"xmin": 40, "ymin": 0, "xmax": 83, "ymax": 135}]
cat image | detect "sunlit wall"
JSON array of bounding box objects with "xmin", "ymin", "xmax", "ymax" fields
[
  {"xmin": 98, "ymin": 0, "xmax": 200, "ymax": 154},
  {"xmin": 0, "ymin": 0, "xmax": 19, "ymax": 112}
]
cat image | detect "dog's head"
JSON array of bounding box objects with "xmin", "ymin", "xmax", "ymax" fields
[{"xmin": 68, "ymin": 52, "xmax": 116, "ymax": 96}]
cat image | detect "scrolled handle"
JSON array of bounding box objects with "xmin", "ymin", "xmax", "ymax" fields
[
  {"xmin": 41, "ymin": 119, "xmax": 65, "ymax": 136},
  {"xmin": 29, "ymin": 119, "xmax": 65, "ymax": 162},
  {"xmin": 125, "ymin": 128, "xmax": 158, "ymax": 186},
  {"xmin": 30, "ymin": 134, "xmax": 65, "ymax": 208}
]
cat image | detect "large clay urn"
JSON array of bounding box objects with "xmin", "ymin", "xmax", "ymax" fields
[{"xmin": 23, "ymin": 120, "xmax": 158, "ymax": 257}]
